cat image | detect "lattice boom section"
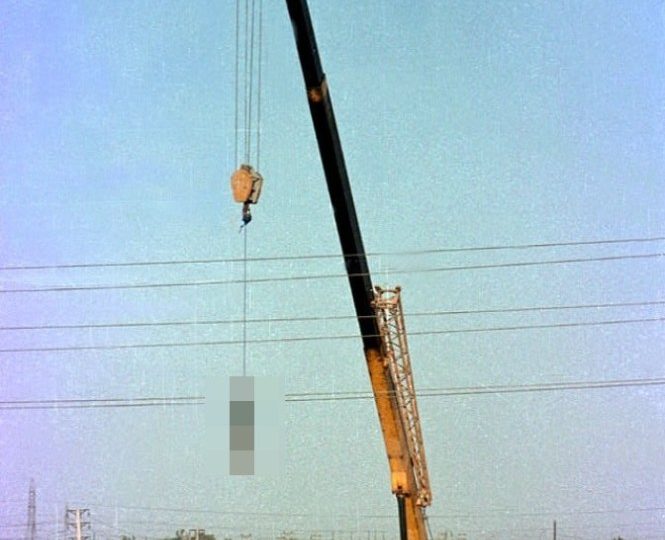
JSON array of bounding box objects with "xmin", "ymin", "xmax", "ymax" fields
[{"xmin": 373, "ymin": 286, "xmax": 432, "ymax": 507}]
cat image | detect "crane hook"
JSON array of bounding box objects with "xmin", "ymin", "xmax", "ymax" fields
[{"xmin": 231, "ymin": 164, "xmax": 264, "ymax": 229}]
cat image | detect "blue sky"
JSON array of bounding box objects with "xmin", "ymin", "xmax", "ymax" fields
[{"xmin": 1, "ymin": 2, "xmax": 664, "ymax": 539}]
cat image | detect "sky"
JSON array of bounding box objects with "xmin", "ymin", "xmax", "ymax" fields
[{"xmin": 1, "ymin": 1, "xmax": 664, "ymax": 539}]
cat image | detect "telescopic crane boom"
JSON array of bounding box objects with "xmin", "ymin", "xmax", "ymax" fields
[{"xmin": 285, "ymin": 3, "xmax": 432, "ymax": 540}]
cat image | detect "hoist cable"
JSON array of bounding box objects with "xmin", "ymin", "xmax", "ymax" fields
[
  {"xmin": 234, "ymin": 0, "xmax": 240, "ymax": 165},
  {"xmin": 243, "ymin": 226, "xmax": 248, "ymax": 376},
  {"xmin": 256, "ymin": 0, "xmax": 263, "ymax": 170},
  {"xmin": 242, "ymin": 0, "xmax": 249, "ymax": 162},
  {"xmin": 233, "ymin": 0, "xmax": 262, "ymax": 375},
  {"xmin": 243, "ymin": 0, "xmax": 251, "ymax": 163},
  {"xmin": 247, "ymin": 0, "xmax": 257, "ymax": 164}
]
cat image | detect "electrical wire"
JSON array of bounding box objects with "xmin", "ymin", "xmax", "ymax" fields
[
  {"xmin": 1, "ymin": 235, "xmax": 663, "ymax": 271},
  {"xmin": 0, "ymin": 397, "xmax": 204, "ymax": 410},
  {"xmin": 0, "ymin": 316, "xmax": 663, "ymax": 354},
  {"xmin": 0, "ymin": 396, "xmax": 203, "ymax": 405},
  {"xmin": 2, "ymin": 377, "xmax": 662, "ymax": 410},
  {"xmin": 93, "ymin": 516, "xmax": 158, "ymax": 539},
  {"xmin": 550, "ymin": 521, "xmax": 665, "ymax": 531},
  {"xmin": 1, "ymin": 252, "xmax": 662, "ymax": 294},
  {"xmin": 284, "ymin": 376, "xmax": 665, "ymax": 402},
  {"xmin": 1, "ymin": 299, "xmax": 663, "ymax": 332},
  {"xmin": 55, "ymin": 502, "xmax": 370, "ymax": 519},
  {"xmin": 0, "ymin": 523, "xmax": 54, "ymax": 530},
  {"xmin": 0, "ymin": 403, "xmax": 201, "ymax": 410},
  {"xmin": 422, "ymin": 505, "xmax": 665, "ymax": 519},
  {"xmin": 24, "ymin": 501, "xmax": 665, "ymax": 519}
]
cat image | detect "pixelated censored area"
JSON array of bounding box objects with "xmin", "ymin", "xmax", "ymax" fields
[
  {"xmin": 229, "ymin": 377, "xmax": 255, "ymax": 475},
  {"xmin": 230, "ymin": 400, "xmax": 254, "ymax": 427},
  {"xmin": 254, "ymin": 375, "xmax": 285, "ymax": 475},
  {"xmin": 230, "ymin": 375, "xmax": 254, "ymax": 401},
  {"xmin": 230, "ymin": 449, "xmax": 254, "ymax": 475},
  {"xmin": 204, "ymin": 375, "xmax": 284, "ymax": 476}
]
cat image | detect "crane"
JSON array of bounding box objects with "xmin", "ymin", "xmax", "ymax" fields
[{"xmin": 285, "ymin": 3, "xmax": 432, "ymax": 540}]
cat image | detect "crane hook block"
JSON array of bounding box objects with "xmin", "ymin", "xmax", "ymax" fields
[{"xmin": 231, "ymin": 164, "xmax": 263, "ymax": 205}]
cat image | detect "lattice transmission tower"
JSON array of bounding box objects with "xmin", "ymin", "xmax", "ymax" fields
[{"xmin": 25, "ymin": 479, "xmax": 36, "ymax": 540}]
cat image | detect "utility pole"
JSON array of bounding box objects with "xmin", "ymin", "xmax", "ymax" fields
[
  {"xmin": 65, "ymin": 508, "xmax": 92, "ymax": 540},
  {"xmin": 553, "ymin": 520, "xmax": 556, "ymax": 540},
  {"xmin": 25, "ymin": 479, "xmax": 36, "ymax": 540}
]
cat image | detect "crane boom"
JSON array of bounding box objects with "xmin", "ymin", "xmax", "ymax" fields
[
  {"xmin": 284, "ymin": 0, "xmax": 378, "ymax": 350},
  {"xmin": 285, "ymin": 3, "xmax": 431, "ymax": 540},
  {"xmin": 374, "ymin": 287, "xmax": 432, "ymax": 509}
]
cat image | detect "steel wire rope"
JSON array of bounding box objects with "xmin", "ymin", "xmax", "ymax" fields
[
  {"xmin": 256, "ymin": 0, "xmax": 263, "ymax": 171},
  {"xmin": 234, "ymin": 0, "xmax": 240, "ymax": 166},
  {"xmin": 246, "ymin": 0, "xmax": 256, "ymax": 163},
  {"xmin": 242, "ymin": 213, "xmax": 248, "ymax": 375},
  {"xmin": 1, "ymin": 235, "xmax": 664, "ymax": 271},
  {"xmin": 243, "ymin": 0, "xmax": 249, "ymax": 161},
  {"xmin": 240, "ymin": 0, "xmax": 262, "ymax": 376},
  {"xmin": 0, "ymin": 316, "xmax": 663, "ymax": 354},
  {"xmin": 2, "ymin": 299, "xmax": 664, "ymax": 331},
  {"xmin": 239, "ymin": 3, "xmax": 247, "ymax": 377},
  {"xmin": 1, "ymin": 252, "xmax": 663, "ymax": 294}
]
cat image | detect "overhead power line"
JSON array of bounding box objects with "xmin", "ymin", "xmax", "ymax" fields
[
  {"xmin": 1, "ymin": 377, "xmax": 662, "ymax": 411},
  {"xmin": 1, "ymin": 316, "xmax": 663, "ymax": 354},
  {"xmin": 1, "ymin": 252, "xmax": 663, "ymax": 294},
  {"xmin": 284, "ymin": 377, "xmax": 665, "ymax": 401},
  {"xmin": 0, "ymin": 396, "xmax": 203, "ymax": 410},
  {"xmin": 5, "ymin": 499, "xmax": 665, "ymax": 519},
  {"xmin": 1, "ymin": 299, "xmax": 663, "ymax": 332},
  {"xmin": 57, "ymin": 502, "xmax": 358, "ymax": 518},
  {"xmin": 422, "ymin": 505, "xmax": 665, "ymax": 519},
  {"xmin": 0, "ymin": 523, "xmax": 54, "ymax": 530},
  {"xmin": 0, "ymin": 396, "xmax": 203, "ymax": 405},
  {"xmin": 1, "ymin": 235, "xmax": 663, "ymax": 271}
]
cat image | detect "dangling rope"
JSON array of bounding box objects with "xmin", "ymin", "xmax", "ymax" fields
[
  {"xmin": 235, "ymin": 0, "xmax": 263, "ymax": 233},
  {"xmin": 234, "ymin": 0, "xmax": 263, "ymax": 376},
  {"xmin": 242, "ymin": 214, "xmax": 248, "ymax": 376}
]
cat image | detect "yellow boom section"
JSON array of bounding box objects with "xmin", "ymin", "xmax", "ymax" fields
[{"xmin": 365, "ymin": 347, "xmax": 429, "ymax": 540}]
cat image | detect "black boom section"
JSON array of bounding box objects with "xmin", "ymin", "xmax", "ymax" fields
[{"xmin": 285, "ymin": 0, "xmax": 380, "ymax": 351}]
